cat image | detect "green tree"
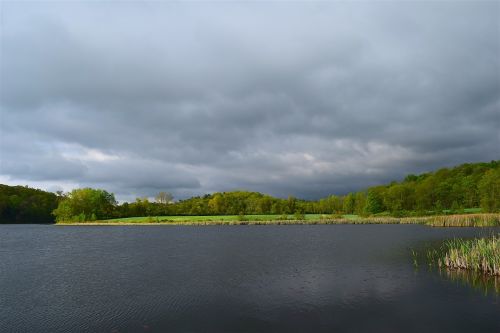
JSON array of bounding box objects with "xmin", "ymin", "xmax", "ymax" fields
[
  {"xmin": 259, "ymin": 196, "xmax": 273, "ymax": 214},
  {"xmin": 384, "ymin": 184, "xmax": 414, "ymax": 213},
  {"xmin": 0, "ymin": 185, "xmax": 59, "ymax": 224},
  {"xmin": 286, "ymin": 196, "xmax": 297, "ymax": 214},
  {"xmin": 354, "ymin": 192, "xmax": 367, "ymax": 215},
  {"xmin": 365, "ymin": 188, "xmax": 384, "ymax": 214},
  {"xmin": 343, "ymin": 193, "xmax": 356, "ymax": 214},
  {"xmin": 478, "ymin": 169, "xmax": 500, "ymax": 212},
  {"xmin": 53, "ymin": 188, "xmax": 117, "ymax": 222}
]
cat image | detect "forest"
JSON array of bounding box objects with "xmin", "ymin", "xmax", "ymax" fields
[
  {"xmin": 0, "ymin": 185, "xmax": 58, "ymax": 223},
  {"xmin": 1, "ymin": 160, "xmax": 499, "ymax": 223}
]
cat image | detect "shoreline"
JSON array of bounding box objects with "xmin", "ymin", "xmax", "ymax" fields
[{"xmin": 56, "ymin": 214, "xmax": 500, "ymax": 227}]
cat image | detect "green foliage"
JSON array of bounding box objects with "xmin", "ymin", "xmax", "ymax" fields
[
  {"xmin": 76, "ymin": 160, "xmax": 500, "ymax": 219},
  {"xmin": 278, "ymin": 213, "xmax": 289, "ymax": 220},
  {"xmin": 478, "ymin": 169, "xmax": 500, "ymax": 213},
  {"xmin": 342, "ymin": 193, "xmax": 356, "ymax": 214},
  {"xmin": 2, "ymin": 160, "xmax": 499, "ymax": 223},
  {"xmin": 366, "ymin": 188, "xmax": 384, "ymax": 214},
  {"xmin": 53, "ymin": 188, "xmax": 117, "ymax": 222},
  {"xmin": 423, "ymin": 235, "xmax": 500, "ymax": 276},
  {"xmin": 0, "ymin": 185, "xmax": 59, "ymax": 223},
  {"xmin": 294, "ymin": 210, "xmax": 305, "ymax": 220},
  {"xmin": 354, "ymin": 192, "xmax": 367, "ymax": 216}
]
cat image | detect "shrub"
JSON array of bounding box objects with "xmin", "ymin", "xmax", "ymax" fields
[
  {"xmin": 278, "ymin": 213, "xmax": 289, "ymax": 220},
  {"xmin": 294, "ymin": 211, "xmax": 305, "ymax": 220}
]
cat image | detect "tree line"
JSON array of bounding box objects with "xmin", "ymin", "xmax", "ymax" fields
[
  {"xmin": 0, "ymin": 185, "xmax": 59, "ymax": 223},
  {"xmin": 1, "ymin": 161, "xmax": 498, "ymax": 223},
  {"xmin": 114, "ymin": 160, "xmax": 499, "ymax": 218}
]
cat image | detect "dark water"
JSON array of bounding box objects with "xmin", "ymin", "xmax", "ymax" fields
[{"xmin": 1, "ymin": 225, "xmax": 499, "ymax": 333}]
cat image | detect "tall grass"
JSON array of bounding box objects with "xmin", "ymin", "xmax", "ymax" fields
[
  {"xmin": 425, "ymin": 214, "xmax": 500, "ymax": 227},
  {"xmin": 423, "ymin": 236, "xmax": 500, "ymax": 276},
  {"xmin": 410, "ymin": 235, "xmax": 500, "ymax": 293},
  {"xmin": 440, "ymin": 236, "xmax": 500, "ymax": 275}
]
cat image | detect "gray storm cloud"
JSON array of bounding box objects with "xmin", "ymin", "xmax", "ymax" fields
[{"xmin": 1, "ymin": 1, "xmax": 499, "ymax": 201}]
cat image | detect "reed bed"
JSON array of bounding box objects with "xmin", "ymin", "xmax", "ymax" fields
[
  {"xmin": 422, "ymin": 236, "xmax": 500, "ymax": 276},
  {"xmin": 440, "ymin": 236, "xmax": 500, "ymax": 275},
  {"xmin": 425, "ymin": 214, "xmax": 500, "ymax": 227},
  {"xmin": 60, "ymin": 217, "xmax": 416, "ymax": 225}
]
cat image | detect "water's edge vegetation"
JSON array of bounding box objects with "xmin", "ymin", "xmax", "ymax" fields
[
  {"xmin": 57, "ymin": 213, "xmax": 500, "ymax": 227},
  {"xmin": 411, "ymin": 235, "xmax": 500, "ymax": 294},
  {"xmin": 1, "ymin": 160, "xmax": 499, "ymax": 224},
  {"xmin": 415, "ymin": 235, "xmax": 500, "ymax": 275}
]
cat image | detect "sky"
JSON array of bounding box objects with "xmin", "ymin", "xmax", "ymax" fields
[{"xmin": 0, "ymin": 1, "xmax": 499, "ymax": 202}]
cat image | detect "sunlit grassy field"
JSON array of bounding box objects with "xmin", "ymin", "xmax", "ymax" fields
[{"xmin": 102, "ymin": 214, "xmax": 335, "ymax": 223}]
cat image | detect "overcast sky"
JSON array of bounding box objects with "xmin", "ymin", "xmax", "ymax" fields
[{"xmin": 1, "ymin": 1, "xmax": 499, "ymax": 201}]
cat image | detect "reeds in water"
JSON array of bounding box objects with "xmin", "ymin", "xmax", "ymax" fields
[
  {"xmin": 427, "ymin": 236, "xmax": 500, "ymax": 276},
  {"xmin": 426, "ymin": 214, "xmax": 500, "ymax": 227}
]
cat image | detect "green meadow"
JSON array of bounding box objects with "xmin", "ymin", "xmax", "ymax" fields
[
  {"xmin": 95, "ymin": 214, "xmax": 332, "ymax": 224},
  {"xmin": 58, "ymin": 213, "xmax": 500, "ymax": 227}
]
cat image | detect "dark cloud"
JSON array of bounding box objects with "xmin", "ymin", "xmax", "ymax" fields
[{"xmin": 1, "ymin": 1, "xmax": 499, "ymax": 201}]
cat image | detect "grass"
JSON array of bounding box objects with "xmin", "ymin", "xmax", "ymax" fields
[
  {"xmin": 415, "ymin": 235, "xmax": 500, "ymax": 276},
  {"xmin": 100, "ymin": 214, "xmax": 327, "ymax": 223},
  {"xmin": 464, "ymin": 208, "xmax": 483, "ymax": 213},
  {"xmin": 57, "ymin": 213, "xmax": 500, "ymax": 227},
  {"xmin": 425, "ymin": 214, "xmax": 500, "ymax": 227},
  {"xmin": 438, "ymin": 236, "xmax": 500, "ymax": 276},
  {"xmin": 411, "ymin": 235, "xmax": 500, "ymax": 293},
  {"xmin": 59, "ymin": 214, "xmax": 406, "ymax": 226}
]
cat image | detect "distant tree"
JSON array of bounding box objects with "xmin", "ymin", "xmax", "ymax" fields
[
  {"xmin": 271, "ymin": 201, "xmax": 283, "ymax": 214},
  {"xmin": 52, "ymin": 188, "xmax": 117, "ymax": 222},
  {"xmin": 286, "ymin": 196, "xmax": 297, "ymax": 214},
  {"xmin": 0, "ymin": 185, "xmax": 58, "ymax": 224},
  {"xmin": 207, "ymin": 193, "xmax": 221, "ymax": 214},
  {"xmin": 451, "ymin": 200, "xmax": 462, "ymax": 213},
  {"xmin": 365, "ymin": 188, "xmax": 385, "ymax": 214},
  {"xmin": 343, "ymin": 193, "xmax": 356, "ymax": 214},
  {"xmin": 259, "ymin": 196, "xmax": 273, "ymax": 214},
  {"xmin": 294, "ymin": 209, "xmax": 305, "ymax": 220},
  {"xmin": 354, "ymin": 192, "xmax": 367, "ymax": 215},
  {"xmin": 131, "ymin": 197, "xmax": 151, "ymax": 216},
  {"xmin": 478, "ymin": 169, "xmax": 500, "ymax": 212},
  {"xmin": 384, "ymin": 184, "xmax": 414, "ymax": 213},
  {"xmin": 404, "ymin": 174, "xmax": 418, "ymax": 182},
  {"xmin": 52, "ymin": 160, "xmax": 500, "ymax": 220},
  {"xmin": 155, "ymin": 192, "xmax": 173, "ymax": 204}
]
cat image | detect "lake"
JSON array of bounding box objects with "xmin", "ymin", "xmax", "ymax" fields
[{"xmin": 1, "ymin": 224, "xmax": 499, "ymax": 332}]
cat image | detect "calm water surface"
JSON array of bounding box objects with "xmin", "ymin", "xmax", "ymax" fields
[{"xmin": 1, "ymin": 224, "xmax": 499, "ymax": 332}]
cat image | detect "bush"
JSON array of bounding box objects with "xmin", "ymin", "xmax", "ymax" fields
[
  {"xmin": 294, "ymin": 211, "xmax": 305, "ymax": 220},
  {"xmin": 278, "ymin": 213, "xmax": 289, "ymax": 220},
  {"xmin": 392, "ymin": 210, "xmax": 411, "ymax": 218}
]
